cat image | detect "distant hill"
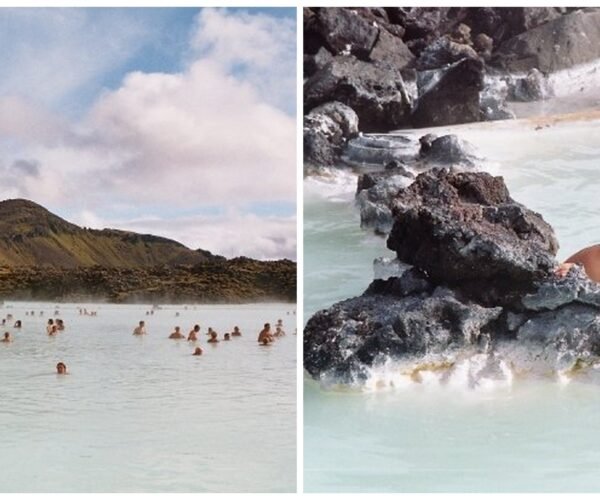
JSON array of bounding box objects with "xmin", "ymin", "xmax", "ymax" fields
[
  {"xmin": 0, "ymin": 199, "xmax": 296, "ymax": 303},
  {"xmin": 0, "ymin": 199, "xmax": 220, "ymax": 268}
]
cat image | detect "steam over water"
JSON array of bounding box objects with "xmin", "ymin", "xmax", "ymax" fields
[
  {"xmin": 0, "ymin": 302, "xmax": 296, "ymax": 492},
  {"xmin": 304, "ymin": 116, "xmax": 600, "ymax": 492}
]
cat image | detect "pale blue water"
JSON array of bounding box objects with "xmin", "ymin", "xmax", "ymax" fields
[
  {"xmin": 304, "ymin": 117, "xmax": 600, "ymax": 492},
  {"xmin": 0, "ymin": 301, "xmax": 296, "ymax": 492}
]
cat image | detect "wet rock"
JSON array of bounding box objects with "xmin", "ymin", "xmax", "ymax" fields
[
  {"xmin": 473, "ymin": 33, "xmax": 493, "ymax": 59},
  {"xmin": 412, "ymin": 58, "xmax": 484, "ymax": 127},
  {"xmin": 372, "ymin": 257, "xmax": 412, "ymax": 281},
  {"xmin": 522, "ymin": 266, "xmax": 600, "ymax": 311},
  {"xmin": 418, "ymin": 134, "xmax": 477, "ymax": 165},
  {"xmin": 507, "ymin": 68, "xmax": 549, "ymax": 102},
  {"xmin": 387, "ymin": 169, "xmax": 559, "ymax": 306},
  {"xmin": 303, "ymin": 102, "xmax": 359, "ymax": 168},
  {"xmin": 313, "ymin": 7, "xmax": 379, "ymax": 59},
  {"xmin": 304, "ymin": 168, "xmax": 600, "ymax": 381},
  {"xmin": 492, "ymin": 10, "xmax": 600, "ymax": 73},
  {"xmin": 343, "ymin": 134, "xmax": 413, "ymax": 167},
  {"xmin": 304, "ymin": 47, "xmax": 334, "ymax": 79},
  {"xmin": 517, "ymin": 303, "xmax": 600, "ymax": 355},
  {"xmin": 304, "ymin": 280, "xmax": 502, "ymax": 381},
  {"xmin": 304, "ymin": 56, "xmax": 414, "ymax": 132},
  {"xmin": 369, "ymin": 28, "xmax": 414, "ymax": 70},
  {"xmin": 450, "ymin": 23, "xmax": 473, "ymax": 45},
  {"xmin": 416, "ymin": 36, "xmax": 480, "ymax": 70},
  {"xmin": 356, "ymin": 172, "xmax": 413, "ymax": 235}
]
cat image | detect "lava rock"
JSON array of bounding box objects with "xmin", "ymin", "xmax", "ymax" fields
[
  {"xmin": 369, "ymin": 27, "xmax": 415, "ymax": 69},
  {"xmin": 412, "ymin": 58, "xmax": 485, "ymax": 127},
  {"xmin": 313, "ymin": 7, "xmax": 379, "ymax": 59},
  {"xmin": 303, "ymin": 102, "xmax": 359, "ymax": 168},
  {"xmin": 387, "ymin": 169, "xmax": 559, "ymax": 305},
  {"xmin": 507, "ymin": 68, "xmax": 549, "ymax": 102},
  {"xmin": 304, "ymin": 56, "xmax": 414, "ymax": 132},
  {"xmin": 492, "ymin": 10, "xmax": 600, "ymax": 73},
  {"xmin": 418, "ymin": 134, "xmax": 477, "ymax": 165},
  {"xmin": 304, "ymin": 281, "xmax": 502, "ymax": 381},
  {"xmin": 416, "ymin": 36, "xmax": 480, "ymax": 70}
]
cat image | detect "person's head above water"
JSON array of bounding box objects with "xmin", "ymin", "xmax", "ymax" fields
[
  {"xmin": 264, "ymin": 323, "xmax": 270, "ymax": 329},
  {"xmin": 211, "ymin": 331, "xmax": 217, "ymax": 339},
  {"xmin": 194, "ymin": 324, "xmax": 200, "ymax": 332},
  {"xmin": 48, "ymin": 319, "xmax": 53, "ymax": 325},
  {"xmin": 3, "ymin": 332, "xmax": 10, "ymax": 341},
  {"xmin": 224, "ymin": 333, "xmax": 231, "ymax": 340},
  {"xmin": 193, "ymin": 347, "xmax": 203, "ymax": 356},
  {"xmin": 56, "ymin": 362, "xmax": 67, "ymax": 374},
  {"xmin": 139, "ymin": 321, "xmax": 145, "ymax": 327}
]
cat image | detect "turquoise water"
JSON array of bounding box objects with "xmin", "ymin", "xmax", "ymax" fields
[
  {"xmin": 0, "ymin": 301, "xmax": 296, "ymax": 492},
  {"xmin": 304, "ymin": 117, "xmax": 600, "ymax": 492}
]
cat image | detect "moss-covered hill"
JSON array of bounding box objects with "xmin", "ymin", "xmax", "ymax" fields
[
  {"xmin": 0, "ymin": 199, "xmax": 218, "ymax": 268},
  {"xmin": 0, "ymin": 199, "xmax": 296, "ymax": 303}
]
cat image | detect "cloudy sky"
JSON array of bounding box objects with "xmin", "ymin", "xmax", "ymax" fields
[{"xmin": 0, "ymin": 7, "xmax": 296, "ymax": 260}]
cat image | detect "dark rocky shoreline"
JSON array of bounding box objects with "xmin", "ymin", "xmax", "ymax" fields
[
  {"xmin": 304, "ymin": 7, "xmax": 600, "ymax": 170},
  {"xmin": 0, "ymin": 258, "xmax": 297, "ymax": 304},
  {"xmin": 304, "ymin": 168, "xmax": 600, "ymax": 383}
]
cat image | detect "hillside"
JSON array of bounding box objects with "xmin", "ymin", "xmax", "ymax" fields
[
  {"xmin": 0, "ymin": 199, "xmax": 296, "ymax": 302},
  {"xmin": 0, "ymin": 199, "xmax": 218, "ymax": 268}
]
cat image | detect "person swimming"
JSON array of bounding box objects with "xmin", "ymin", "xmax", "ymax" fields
[
  {"xmin": 556, "ymin": 244, "xmax": 600, "ymax": 282},
  {"xmin": 207, "ymin": 331, "xmax": 219, "ymax": 343},
  {"xmin": 133, "ymin": 321, "xmax": 147, "ymax": 335},
  {"xmin": 188, "ymin": 324, "xmax": 200, "ymax": 341},
  {"xmin": 56, "ymin": 362, "xmax": 67, "ymax": 374},
  {"xmin": 169, "ymin": 326, "xmax": 185, "ymax": 339},
  {"xmin": 48, "ymin": 325, "xmax": 58, "ymax": 336},
  {"xmin": 258, "ymin": 323, "xmax": 274, "ymax": 344},
  {"xmin": 232, "ymin": 326, "xmax": 242, "ymax": 337},
  {"xmin": 13, "ymin": 320, "xmax": 21, "ymax": 328},
  {"xmin": 223, "ymin": 333, "xmax": 231, "ymax": 341},
  {"xmin": 274, "ymin": 326, "xmax": 285, "ymax": 337},
  {"xmin": 46, "ymin": 319, "xmax": 54, "ymax": 335},
  {"xmin": 192, "ymin": 346, "xmax": 203, "ymax": 356},
  {"xmin": 207, "ymin": 327, "xmax": 215, "ymax": 337},
  {"xmin": 56, "ymin": 319, "xmax": 64, "ymax": 331},
  {"xmin": 2, "ymin": 332, "xmax": 11, "ymax": 343}
]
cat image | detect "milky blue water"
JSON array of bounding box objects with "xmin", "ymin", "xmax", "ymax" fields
[
  {"xmin": 304, "ymin": 116, "xmax": 600, "ymax": 492},
  {"xmin": 0, "ymin": 301, "xmax": 296, "ymax": 492}
]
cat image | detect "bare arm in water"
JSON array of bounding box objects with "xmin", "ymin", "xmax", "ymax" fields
[{"xmin": 555, "ymin": 244, "xmax": 600, "ymax": 282}]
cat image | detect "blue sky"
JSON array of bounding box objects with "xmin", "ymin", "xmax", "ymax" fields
[{"xmin": 0, "ymin": 7, "xmax": 296, "ymax": 259}]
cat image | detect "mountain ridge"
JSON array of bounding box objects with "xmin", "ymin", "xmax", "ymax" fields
[
  {"xmin": 0, "ymin": 199, "xmax": 296, "ymax": 302},
  {"xmin": 0, "ymin": 199, "xmax": 223, "ymax": 268}
]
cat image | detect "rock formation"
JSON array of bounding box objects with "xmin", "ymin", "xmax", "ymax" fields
[{"xmin": 304, "ymin": 169, "xmax": 600, "ymax": 381}]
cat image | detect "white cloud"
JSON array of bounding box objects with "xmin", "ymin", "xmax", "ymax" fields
[
  {"xmin": 190, "ymin": 9, "xmax": 296, "ymax": 113},
  {"xmin": 0, "ymin": 8, "xmax": 296, "ymax": 260},
  {"xmin": 71, "ymin": 210, "xmax": 297, "ymax": 261}
]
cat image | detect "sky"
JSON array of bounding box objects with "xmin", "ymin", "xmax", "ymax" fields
[{"xmin": 0, "ymin": 7, "xmax": 296, "ymax": 260}]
